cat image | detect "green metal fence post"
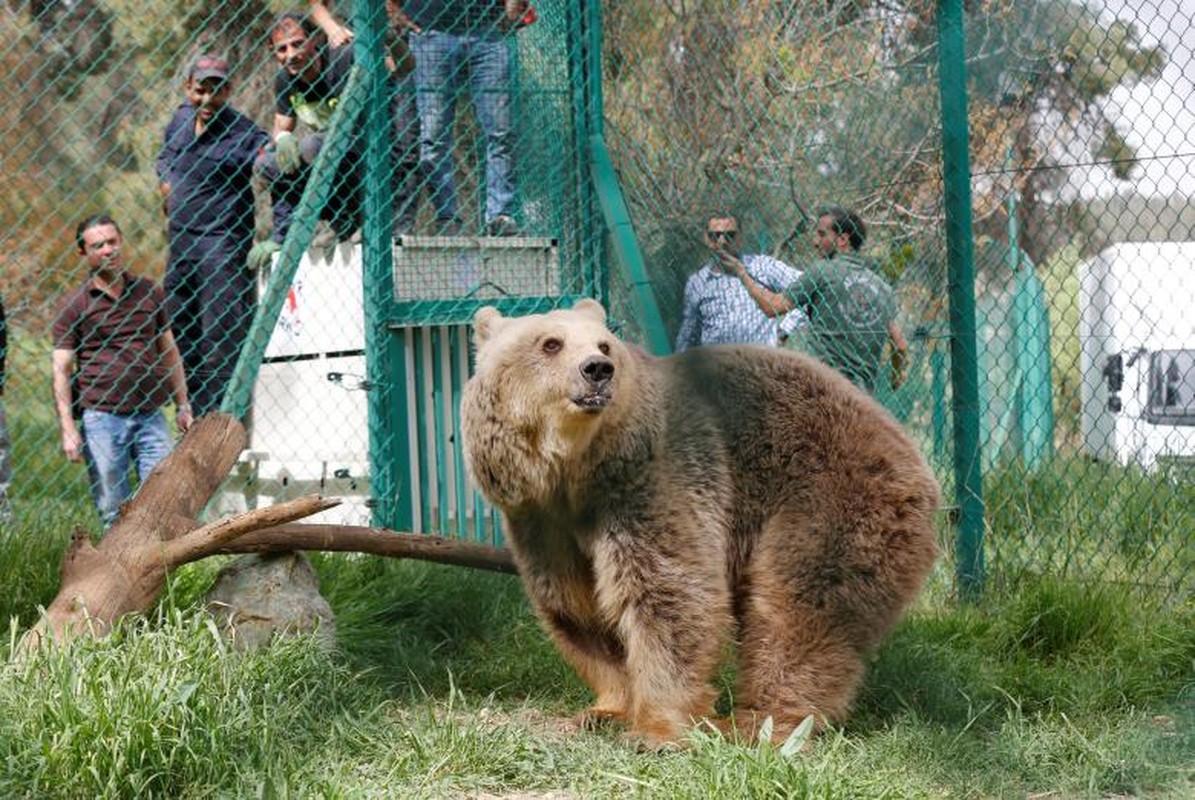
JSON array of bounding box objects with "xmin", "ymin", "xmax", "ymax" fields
[
  {"xmin": 582, "ymin": 1, "xmax": 670, "ymax": 355},
  {"xmin": 353, "ymin": 0, "xmax": 402, "ymax": 527},
  {"xmin": 937, "ymin": 0, "xmax": 986, "ymax": 599},
  {"xmin": 582, "ymin": 0, "xmax": 607, "ymax": 303},
  {"xmin": 571, "ymin": 0, "xmax": 600, "ymax": 300},
  {"xmin": 588, "ymin": 137, "xmax": 672, "ymax": 356}
]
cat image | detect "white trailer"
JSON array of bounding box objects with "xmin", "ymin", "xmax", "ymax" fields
[{"xmin": 1079, "ymin": 241, "xmax": 1195, "ymax": 472}]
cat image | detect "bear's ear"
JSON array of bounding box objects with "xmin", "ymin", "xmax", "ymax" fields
[
  {"xmin": 473, "ymin": 306, "xmax": 506, "ymax": 345},
  {"xmin": 572, "ymin": 298, "xmax": 607, "ymax": 325}
]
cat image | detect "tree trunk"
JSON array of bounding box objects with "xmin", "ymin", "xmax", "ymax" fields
[{"xmin": 20, "ymin": 413, "xmax": 515, "ymax": 652}]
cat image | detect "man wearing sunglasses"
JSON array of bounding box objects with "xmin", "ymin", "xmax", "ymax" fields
[{"xmin": 674, "ymin": 213, "xmax": 803, "ymax": 352}]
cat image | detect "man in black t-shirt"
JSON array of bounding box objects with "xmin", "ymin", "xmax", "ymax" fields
[
  {"xmin": 251, "ymin": 10, "xmax": 423, "ymax": 264},
  {"xmin": 253, "ymin": 12, "xmax": 361, "ymax": 255}
]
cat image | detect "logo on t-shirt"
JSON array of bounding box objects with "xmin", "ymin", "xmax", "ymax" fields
[{"xmin": 839, "ymin": 270, "xmax": 887, "ymax": 327}]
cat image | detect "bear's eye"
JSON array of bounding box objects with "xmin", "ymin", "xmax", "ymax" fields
[
  {"xmin": 542, "ymin": 337, "xmax": 564, "ymax": 354},
  {"xmin": 598, "ymin": 342, "xmax": 611, "ymax": 356}
]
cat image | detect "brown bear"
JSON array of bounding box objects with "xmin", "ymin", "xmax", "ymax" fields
[{"xmin": 461, "ymin": 299, "xmax": 939, "ymax": 748}]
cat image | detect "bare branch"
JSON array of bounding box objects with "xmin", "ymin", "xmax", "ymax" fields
[
  {"xmin": 161, "ymin": 495, "xmax": 342, "ymax": 567},
  {"xmin": 219, "ymin": 525, "xmax": 518, "ymax": 574}
]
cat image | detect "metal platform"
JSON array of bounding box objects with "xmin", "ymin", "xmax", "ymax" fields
[{"xmin": 394, "ymin": 235, "xmax": 559, "ymax": 301}]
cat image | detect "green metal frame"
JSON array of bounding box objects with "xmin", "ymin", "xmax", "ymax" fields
[
  {"xmin": 369, "ymin": 0, "xmax": 670, "ymax": 531},
  {"xmin": 355, "ymin": 0, "xmax": 403, "ymax": 529},
  {"xmin": 224, "ymin": 3, "xmax": 1002, "ymax": 579}
]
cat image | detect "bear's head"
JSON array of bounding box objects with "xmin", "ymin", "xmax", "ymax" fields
[
  {"xmin": 463, "ymin": 299, "xmax": 638, "ymax": 504},
  {"xmin": 471, "ymin": 298, "xmax": 633, "ymax": 421}
]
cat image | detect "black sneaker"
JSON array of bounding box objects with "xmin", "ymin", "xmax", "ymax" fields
[{"xmin": 485, "ymin": 214, "xmax": 519, "ymax": 237}]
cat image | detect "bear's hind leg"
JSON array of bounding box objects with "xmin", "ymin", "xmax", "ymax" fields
[
  {"xmin": 730, "ymin": 604, "xmax": 866, "ymax": 741},
  {"xmin": 731, "ymin": 525, "xmax": 872, "ymax": 742}
]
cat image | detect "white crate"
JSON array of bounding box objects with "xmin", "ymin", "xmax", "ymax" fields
[{"xmin": 258, "ymin": 240, "xmax": 366, "ymax": 359}]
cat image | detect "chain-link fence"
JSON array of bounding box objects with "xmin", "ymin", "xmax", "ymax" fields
[{"xmin": 1, "ymin": 0, "xmax": 1191, "ymax": 601}]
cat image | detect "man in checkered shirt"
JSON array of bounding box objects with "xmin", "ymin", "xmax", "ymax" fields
[{"xmin": 675, "ymin": 213, "xmax": 804, "ymax": 352}]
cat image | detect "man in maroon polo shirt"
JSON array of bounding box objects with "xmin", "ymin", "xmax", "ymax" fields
[{"xmin": 51, "ymin": 214, "xmax": 194, "ymax": 528}]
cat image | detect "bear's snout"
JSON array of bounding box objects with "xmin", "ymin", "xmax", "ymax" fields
[
  {"xmin": 572, "ymin": 355, "xmax": 615, "ymax": 412},
  {"xmin": 580, "ymin": 355, "xmax": 615, "ymax": 387}
]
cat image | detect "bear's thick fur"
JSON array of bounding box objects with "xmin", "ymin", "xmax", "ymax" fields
[{"xmin": 461, "ymin": 299, "xmax": 939, "ymax": 747}]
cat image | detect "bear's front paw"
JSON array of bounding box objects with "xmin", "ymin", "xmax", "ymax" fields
[
  {"xmin": 575, "ymin": 705, "xmax": 627, "ymax": 732},
  {"xmin": 621, "ymin": 729, "xmax": 686, "ymax": 753}
]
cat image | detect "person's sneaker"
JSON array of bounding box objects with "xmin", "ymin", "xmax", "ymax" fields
[{"xmin": 485, "ymin": 214, "xmax": 519, "ymax": 237}]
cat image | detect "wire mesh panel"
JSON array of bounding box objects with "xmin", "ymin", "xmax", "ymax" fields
[
  {"xmin": 598, "ymin": 0, "xmax": 1192, "ymax": 601},
  {"xmin": 0, "ymin": 0, "xmax": 1191, "ymax": 600},
  {"xmin": 0, "ymin": 0, "xmax": 596, "ymax": 549}
]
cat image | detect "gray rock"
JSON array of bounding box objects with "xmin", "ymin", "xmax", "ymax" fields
[{"xmin": 205, "ymin": 552, "xmax": 336, "ymax": 650}]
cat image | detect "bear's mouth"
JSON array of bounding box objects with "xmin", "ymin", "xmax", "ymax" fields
[{"xmin": 571, "ymin": 390, "xmax": 612, "ymax": 412}]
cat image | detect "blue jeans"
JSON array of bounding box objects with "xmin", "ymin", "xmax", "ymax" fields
[
  {"xmin": 81, "ymin": 408, "xmax": 173, "ymax": 527},
  {"xmin": 411, "ymin": 29, "xmax": 516, "ymax": 224}
]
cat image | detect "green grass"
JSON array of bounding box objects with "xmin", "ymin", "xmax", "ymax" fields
[
  {"xmin": 1, "ymin": 322, "xmax": 1191, "ymax": 796},
  {"xmin": 983, "ymin": 456, "xmax": 1195, "ymax": 598},
  {"xmin": 2, "ymin": 552, "xmax": 1192, "ymax": 798}
]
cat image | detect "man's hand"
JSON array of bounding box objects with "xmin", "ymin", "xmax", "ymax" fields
[
  {"xmin": 159, "ymin": 182, "xmax": 172, "ymax": 217},
  {"xmin": 325, "ymin": 22, "xmax": 354, "ymax": 48},
  {"xmin": 247, "ymin": 240, "xmax": 281, "ymax": 272},
  {"xmin": 176, "ymin": 403, "xmax": 194, "ymax": 433},
  {"xmin": 888, "ymin": 322, "xmax": 910, "ymax": 390},
  {"xmin": 61, "ymin": 425, "xmax": 83, "ymax": 463},
  {"xmin": 717, "ymin": 248, "xmax": 747, "ymax": 278},
  {"xmin": 274, "ymin": 132, "xmax": 302, "ymax": 175},
  {"xmin": 388, "ymin": 3, "xmax": 421, "ymax": 34},
  {"xmin": 889, "ymin": 347, "xmax": 909, "ymax": 390},
  {"xmin": 502, "ymin": 0, "xmax": 528, "ymax": 28}
]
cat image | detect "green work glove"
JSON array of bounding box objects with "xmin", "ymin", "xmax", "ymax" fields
[
  {"xmin": 246, "ymin": 240, "xmax": 281, "ymax": 272},
  {"xmin": 274, "ymin": 132, "xmax": 302, "ymax": 175}
]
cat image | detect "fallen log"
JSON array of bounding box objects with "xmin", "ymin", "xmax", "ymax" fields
[
  {"xmin": 20, "ymin": 415, "xmax": 336, "ymax": 649},
  {"xmin": 20, "ymin": 413, "xmax": 515, "ymax": 652}
]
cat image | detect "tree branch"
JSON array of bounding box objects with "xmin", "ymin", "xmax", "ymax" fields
[
  {"xmin": 161, "ymin": 495, "xmax": 342, "ymax": 566},
  {"xmin": 217, "ymin": 524, "xmax": 517, "ymax": 574}
]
